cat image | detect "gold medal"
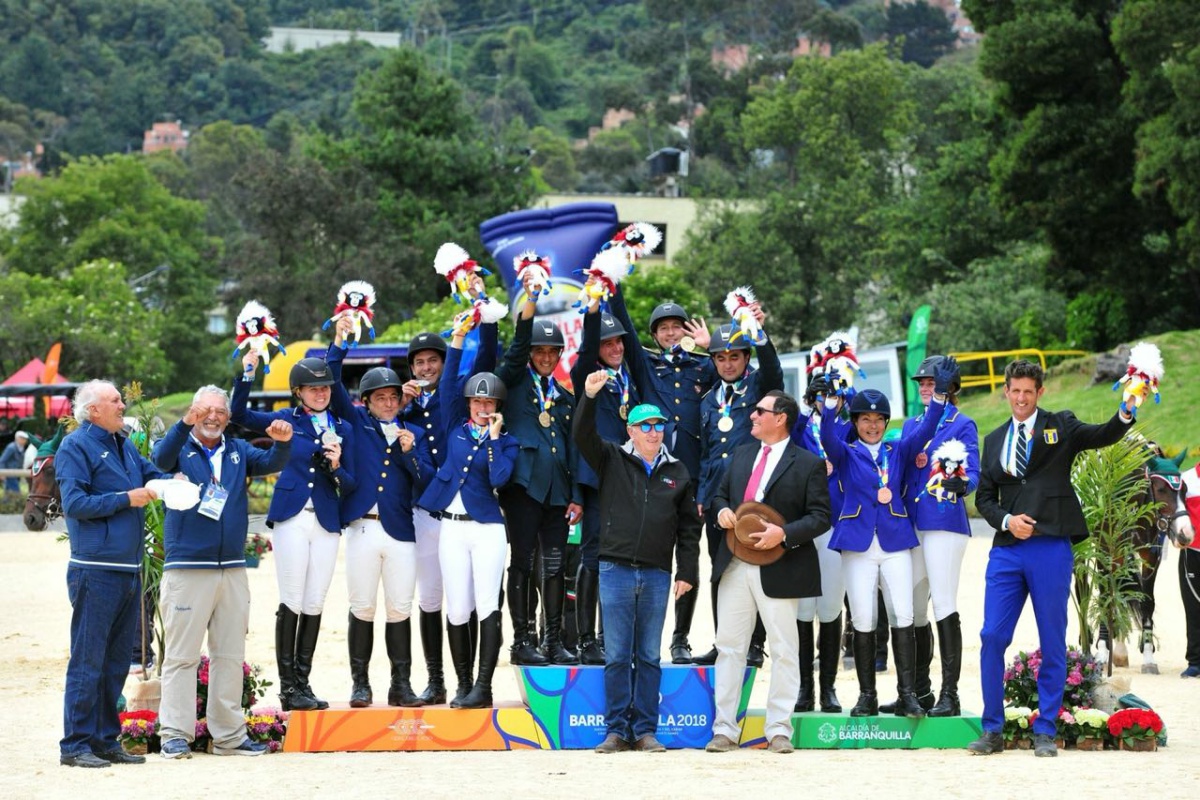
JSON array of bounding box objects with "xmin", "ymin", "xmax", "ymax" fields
[
  {"xmin": 877, "ymin": 487, "xmax": 893, "ymax": 504},
  {"xmin": 680, "ymin": 336, "xmax": 696, "ymax": 353},
  {"xmin": 717, "ymin": 416, "xmax": 734, "ymax": 432},
  {"xmin": 539, "ymin": 411, "xmax": 551, "ymax": 428},
  {"xmin": 915, "ymin": 452, "xmax": 928, "ymax": 469},
  {"xmin": 619, "ymin": 405, "xmax": 628, "ymax": 420}
]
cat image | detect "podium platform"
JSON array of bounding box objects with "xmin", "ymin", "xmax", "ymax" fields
[{"xmin": 740, "ymin": 709, "xmax": 984, "ymax": 750}]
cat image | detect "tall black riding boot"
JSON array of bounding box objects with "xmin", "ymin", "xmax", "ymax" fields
[
  {"xmin": 507, "ymin": 569, "xmax": 548, "ymax": 665},
  {"xmin": 276, "ymin": 604, "xmax": 317, "ymax": 711},
  {"xmin": 915, "ymin": 622, "xmax": 935, "ymax": 711},
  {"xmin": 575, "ymin": 566, "xmax": 605, "ymax": 665},
  {"xmin": 794, "ymin": 620, "xmax": 816, "ymax": 712},
  {"xmin": 669, "ymin": 582, "xmax": 698, "ymax": 664},
  {"xmin": 691, "ymin": 581, "xmax": 721, "ymax": 666},
  {"xmin": 929, "ymin": 613, "xmax": 962, "ymax": 717},
  {"xmin": 417, "ymin": 610, "xmax": 447, "ymax": 705},
  {"xmin": 447, "ymin": 621, "xmax": 475, "ymax": 707},
  {"xmin": 385, "ymin": 619, "xmax": 422, "ymax": 707},
  {"xmin": 850, "ymin": 629, "xmax": 878, "ymax": 717},
  {"xmin": 347, "ymin": 612, "xmax": 374, "ymax": 708},
  {"xmin": 294, "ymin": 612, "xmax": 329, "ymax": 709},
  {"xmin": 458, "ymin": 611, "xmax": 502, "ymax": 709},
  {"xmin": 747, "ymin": 616, "xmax": 767, "ymax": 668},
  {"xmin": 540, "ymin": 572, "xmax": 578, "ymax": 665},
  {"xmin": 818, "ymin": 617, "xmax": 844, "ymax": 713},
  {"xmin": 874, "ymin": 592, "xmax": 890, "ymax": 671},
  {"xmin": 891, "ymin": 625, "xmax": 926, "ymax": 718}
]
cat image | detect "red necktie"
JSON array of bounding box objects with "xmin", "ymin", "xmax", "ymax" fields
[{"xmin": 743, "ymin": 445, "xmax": 772, "ymax": 503}]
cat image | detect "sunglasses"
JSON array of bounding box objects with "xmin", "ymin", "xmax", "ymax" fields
[
  {"xmin": 636, "ymin": 422, "xmax": 666, "ymax": 433},
  {"xmin": 753, "ymin": 406, "xmax": 783, "ymax": 416}
]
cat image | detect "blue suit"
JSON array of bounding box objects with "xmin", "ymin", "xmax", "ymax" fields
[
  {"xmin": 152, "ymin": 422, "xmax": 291, "ymax": 568},
  {"xmin": 327, "ymin": 345, "xmax": 434, "ymax": 541},
  {"xmin": 900, "ymin": 404, "xmax": 980, "ymax": 536},
  {"xmin": 230, "ymin": 378, "xmax": 356, "ymax": 534},
  {"xmin": 821, "ymin": 398, "xmax": 944, "ymax": 553},
  {"xmin": 417, "ymin": 344, "xmax": 518, "ymax": 524}
]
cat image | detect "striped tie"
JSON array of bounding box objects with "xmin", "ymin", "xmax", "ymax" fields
[{"xmin": 1015, "ymin": 422, "xmax": 1028, "ymax": 477}]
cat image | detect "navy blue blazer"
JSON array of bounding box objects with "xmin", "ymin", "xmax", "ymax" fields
[
  {"xmin": 495, "ymin": 313, "xmax": 579, "ymax": 507},
  {"xmin": 417, "ymin": 344, "xmax": 518, "ymax": 523},
  {"xmin": 822, "ymin": 398, "xmax": 944, "ymax": 553},
  {"xmin": 230, "ymin": 378, "xmax": 356, "ymax": 534},
  {"xmin": 696, "ymin": 339, "xmax": 783, "ymax": 509},
  {"xmin": 327, "ymin": 345, "xmax": 434, "ymax": 541},
  {"xmin": 152, "ymin": 422, "xmax": 290, "ymax": 568},
  {"xmin": 900, "ymin": 403, "xmax": 980, "ymax": 536}
]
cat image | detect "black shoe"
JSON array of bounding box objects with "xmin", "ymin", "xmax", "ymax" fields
[
  {"xmin": 794, "ymin": 685, "xmax": 815, "ymax": 713},
  {"xmin": 60, "ymin": 752, "xmax": 111, "ymax": 768},
  {"xmin": 578, "ymin": 634, "xmax": 605, "ymax": 666},
  {"xmin": 669, "ymin": 585, "xmax": 698, "ymax": 664},
  {"xmin": 746, "ymin": 643, "xmax": 766, "ymax": 669},
  {"xmin": 850, "ymin": 691, "xmax": 878, "ymax": 717},
  {"xmin": 967, "ymin": 731, "xmax": 1004, "ymax": 755},
  {"xmin": 539, "ymin": 572, "xmax": 578, "ymax": 665},
  {"xmin": 507, "ymin": 569, "xmax": 549, "ymax": 666},
  {"xmin": 890, "ymin": 626, "xmax": 925, "ymax": 719},
  {"xmin": 692, "ymin": 646, "xmax": 718, "ymax": 666},
  {"xmin": 669, "ymin": 635, "xmax": 693, "ymax": 665},
  {"xmin": 1032, "ymin": 733, "xmax": 1057, "ymax": 757},
  {"xmin": 95, "ymin": 749, "xmax": 145, "ymax": 765}
]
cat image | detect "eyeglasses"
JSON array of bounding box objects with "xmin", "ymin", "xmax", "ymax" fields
[
  {"xmin": 752, "ymin": 406, "xmax": 783, "ymax": 416},
  {"xmin": 637, "ymin": 422, "xmax": 666, "ymax": 433}
]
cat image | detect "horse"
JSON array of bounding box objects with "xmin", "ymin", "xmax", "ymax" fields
[
  {"xmin": 1118, "ymin": 452, "xmax": 1193, "ymax": 673},
  {"xmin": 23, "ymin": 452, "xmax": 61, "ymax": 531}
]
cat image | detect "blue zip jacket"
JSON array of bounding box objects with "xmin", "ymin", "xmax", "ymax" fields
[
  {"xmin": 417, "ymin": 344, "xmax": 518, "ymax": 523},
  {"xmin": 821, "ymin": 397, "xmax": 945, "ymax": 553},
  {"xmin": 152, "ymin": 421, "xmax": 291, "ymax": 569},
  {"xmin": 900, "ymin": 403, "xmax": 980, "ymax": 535},
  {"xmin": 327, "ymin": 344, "xmax": 434, "ymax": 540},
  {"xmin": 230, "ymin": 378, "xmax": 356, "ymax": 533},
  {"xmin": 791, "ymin": 409, "xmax": 852, "ymax": 521},
  {"xmin": 56, "ymin": 422, "xmax": 166, "ymax": 572}
]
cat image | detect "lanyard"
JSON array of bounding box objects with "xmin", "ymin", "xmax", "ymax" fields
[
  {"xmin": 606, "ymin": 365, "xmax": 631, "ymax": 408},
  {"xmin": 875, "ymin": 447, "xmax": 890, "ymax": 489},
  {"xmin": 419, "ymin": 388, "xmax": 436, "ymax": 408},
  {"xmin": 528, "ymin": 366, "xmax": 556, "ymax": 414},
  {"xmin": 466, "ymin": 421, "xmax": 488, "ymax": 442},
  {"xmin": 717, "ymin": 374, "xmax": 747, "ymax": 422},
  {"xmin": 919, "ymin": 404, "xmax": 953, "ymax": 454},
  {"xmin": 309, "ymin": 410, "xmax": 333, "ymax": 436}
]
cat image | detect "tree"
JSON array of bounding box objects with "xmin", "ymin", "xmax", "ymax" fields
[
  {"xmin": 619, "ymin": 265, "xmax": 711, "ymax": 349},
  {"xmin": 887, "ymin": 0, "xmax": 958, "ymax": 68}
]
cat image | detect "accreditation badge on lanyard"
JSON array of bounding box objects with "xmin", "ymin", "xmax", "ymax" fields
[{"xmin": 198, "ymin": 481, "xmax": 229, "ymax": 520}]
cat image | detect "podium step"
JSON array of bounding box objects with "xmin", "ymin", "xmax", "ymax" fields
[{"xmin": 739, "ymin": 709, "xmax": 984, "ymax": 749}]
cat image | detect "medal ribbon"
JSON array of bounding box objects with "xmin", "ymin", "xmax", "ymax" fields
[
  {"xmin": 466, "ymin": 421, "xmax": 488, "ymax": 442},
  {"xmin": 309, "ymin": 410, "xmax": 333, "ymax": 436},
  {"xmin": 918, "ymin": 403, "xmax": 953, "ymax": 457},
  {"xmin": 419, "ymin": 387, "xmax": 436, "ymax": 408},
  {"xmin": 606, "ymin": 365, "xmax": 631, "ymax": 409},
  {"xmin": 809, "ymin": 410, "xmax": 827, "ymax": 460},
  {"xmin": 717, "ymin": 373, "xmax": 747, "ymax": 426},
  {"xmin": 528, "ymin": 366, "xmax": 556, "ymax": 415}
]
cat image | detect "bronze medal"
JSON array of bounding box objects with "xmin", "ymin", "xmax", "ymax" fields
[
  {"xmin": 717, "ymin": 416, "xmax": 734, "ymax": 433},
  {"xmin": 619, "ymin": 405, "xmax": 628, "ymax": 420},
  {"xmin": 680, "ymin": 335, "xmax": 696, "ymax": 353},
  {"xmin": 539, "ymin": 411, "xmax": 551, "ymax": 428},
  {"xmin": 877, "ymin": 487, "xmax": 893, "ymax": 504},
  {"xmin": 915, "ymin": 452, "xmax": 928, "ymax": 469},
  {"xmin": 826, "ymin": 460, "xmax": 833, "ymax": 476}
]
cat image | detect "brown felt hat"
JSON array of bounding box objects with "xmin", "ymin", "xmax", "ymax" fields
[{"xmin": 726, "ymin": 501, "xmax": 787, "ymax": 566}]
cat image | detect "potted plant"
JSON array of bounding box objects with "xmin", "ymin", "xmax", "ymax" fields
[
  {"xmin": 1003, "ymin": 648, "xmax": 1102, "ymax": 710},
  {"xmin": 1074, "ymin": 707, "xmax": 1110, "ymax": 750},
  {"xmin": 1003, "ymin": 706, "xmax": 1033, "ymax": 749},
  {"xmin": 1031, "ymin": 706, "xmax": 1078, "ymax": 748},
  {"xmin": 1107, "ymin": 707, "xmax": 1163, "ymax": 751},
  {"xmin": 246, "ymin": 706, "xmax": 289, "ymax": 752},
  {"xmin": 193, "ymin": 655, "xmax": 276, "ymax": 751},
  {"xmin": 118, "ymin": 709, "xmax": 158, "ymax": 755},
  {"xmin": 245, "ymin": 533, "xmax": 271, "ymax": 568}
]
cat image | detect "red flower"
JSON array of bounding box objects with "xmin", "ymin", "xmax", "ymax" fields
[{"xmin": 119, "ymin": 709, "xmax": 158, "ymax": 723}]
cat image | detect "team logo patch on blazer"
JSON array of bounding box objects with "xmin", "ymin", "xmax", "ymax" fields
[
  {"xmin": 661, "ymin": 476, "xmax": 676, "ymax": 488},
  {"xmin": 1043, "ymin": 429, "xmax": 1059, "ymax": 445}
]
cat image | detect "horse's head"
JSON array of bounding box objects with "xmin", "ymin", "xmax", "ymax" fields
[
  {"xmin": 23, "ymin": 455, "xmax": 60, "ymax": 532},
  {"xmin": 1145, "ymin": 458, "xmax": 1192, "ymax": 548}
]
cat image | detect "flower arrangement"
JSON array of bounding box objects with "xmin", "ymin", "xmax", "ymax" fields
[
  {"xmin": 196, "ymin": 655, "xmax": 273, "ymax": 716},
  {"xmin": 1002, "ymin": 706, "xmax": 1033, "ymax": 743},
  {"xmin": 1003, "ymin": 648, "xmax": 1102, "ymax": 709},
  {"xmin": 1107, "ymin": 707, "xmax": 1163, "ymax": 750},
  {"xmin": 245, "ymin": 533, "xmax": 272, "ymax": 559},
  {"xmin": 1074, "ymin": 707, "xmax": 1110, "ymax": 749},
  {"xmin": 119, "ymin": 709, "xmax": 158, "ymax": 754},
  {"xmin": 1029, "ymin": 706, "xmax": 1078, "ymax": 743},
  {"xmin": 246, "ymin": 706, "xmax": 289, "ymax": 752}
]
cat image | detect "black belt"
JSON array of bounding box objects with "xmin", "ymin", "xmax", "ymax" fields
[
  {"xmin": 361, "ymin": 513, "xmax": 381, "ymax": 521},
  {"xmin": 433, "ymin": 511, "xmax": 473, "ymax": 523}
]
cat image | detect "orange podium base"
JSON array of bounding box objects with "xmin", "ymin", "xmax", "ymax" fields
[{"xmin": 282, "ymin": 702, "xmax": 551, "ymax": 752}]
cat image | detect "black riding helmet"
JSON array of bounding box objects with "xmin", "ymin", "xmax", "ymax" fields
[
  {"xmin": 289, "ymin": 357, "xmax": 336, "ymax": 391},
  {"xmin": 599, "ymin": 312, "xmax": 626, "ymax": 341},
  {"xmin": 530, "ymin": 319, "xmax": 565, "ymax": 349},
  {"xmin": 359, "ymin": 366, "xmax": 403, "ymax": 401},
  {"xmin": 848, "ymin": 389, "xmax": 891, "ymax": 421},
  {"xmin": 649, "ymin": 302, "xmax": 688, "ymax": 335},
  {"xmin": 912, "ymin": 355, "xmax": 960, "ymax": 393},
  {"xmin": 407, "ymin": 331, "xmax": 448, "ymax": 363},
  {"xmin": 463, "ymin": 372, "xmax": 507, "ymax": 407}
]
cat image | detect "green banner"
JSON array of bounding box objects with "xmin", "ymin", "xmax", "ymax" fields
[
  {"xmin": 741, "ymin": 709, "xmax": 982, "ymax": 749},
  {"xmin": 905, "ymin": 304, "xmax": 932, "ymax": 418}
]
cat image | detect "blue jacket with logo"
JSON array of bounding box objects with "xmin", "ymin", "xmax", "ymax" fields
[
  {"xmin": 230, "ymin": 378, "xmax": 356, "ymax": 534},
  {"xmin": 152, "ymin": 421, "xmax": 290, "ymax": 569},
  {"xmin": 56, "ymin": 422, "xmax": 167, "ymax": 573}
]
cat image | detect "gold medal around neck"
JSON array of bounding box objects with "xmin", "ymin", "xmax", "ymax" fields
[
  {"xmin": 717, "ymin": 416, "xmax": 734, "ymax": 432},
  {"xmin": 914, "ymin": 452, "xmax": 929, "ymax": 469},
  {"xmin": 680, "ymin": 336, "xmax": 696, "ymax": 353},
  {"xmin": 877, "ymin": 487, "xmax": 893, "ymax": 504},
  {"xmin": 619, "ymin": 405, "xmax": 628, "ymax": 420},
  {"xmin": 539, "ymin": 411, "xmax": 552, "ymax": 428}
]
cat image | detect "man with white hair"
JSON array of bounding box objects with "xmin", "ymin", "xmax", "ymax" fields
[
  {"xmin": 57, "ymin": 380, "xmax": 166, "ymax": 769},
  {"xmin": 1, "ymin": 429, "xmax": 31, "ymax": 491},
  {"xmin": 151, "ymin": 386, "xmax": 293, "ymax": 759}
]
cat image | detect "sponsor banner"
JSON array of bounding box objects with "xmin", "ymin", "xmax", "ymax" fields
[
  {"xmin": 515, "ymin": 664, "xmax": 755, "ymax": 750},
  {"xmin": 282, "ymin": 703, "xmax": 550, "ymax": 752},
  {"xmin": 740, "ymin": 710, "xmax": 983, "ymax": 749}
]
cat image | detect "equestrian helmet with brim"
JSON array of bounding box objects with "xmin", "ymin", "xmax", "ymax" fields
[
  {"xmin": 407, "ymin": 331, "xmax": 447, "ymax": 363},
  {"xmin": 912, "ymin": 355, "xmax": 960, "ymax": 393},
  {"xmin": 530, "ymin": 319, "xmax": 565, "ymax": 349},
  {"xmin": 290, "ymin": 357, "xmax": 336, "ymax": 391},
  {"xmin": 849, "ymin": 389, "xmax": 890, "ymax": 421},
  {"xmin": 359, "ymin": 366, "xmax": 403, "ymax": 401},
  {"xmin": 649, "ymin": 302, "xmax": 688, "ymax": 335},
  {"xmin": 599, "ymin": 312, "xmax": 626, "ymax": 341},
  {"xmin": 708, "ymin": 324, "xmax": 753, "ymax": 353},
  {"xmin": 464, "ymin": 372, "xmax": 507, "ymax": 406}
]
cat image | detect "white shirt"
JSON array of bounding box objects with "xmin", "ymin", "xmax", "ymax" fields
[
  {"xmin": 747, "ymin": 439, "xmax": 787, "ymax": 502},
  {"xmin": 1003, "ymin": 410, "xmax": 1038, "ymax": 477}
]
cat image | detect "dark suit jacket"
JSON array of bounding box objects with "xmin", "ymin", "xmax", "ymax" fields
[
  {"xmin": 975, "ymin": 408, "xmax": 1131, "ymax": 546},
  {"xmin": 711, "ymin": 439, "xmax": 831, "ymax": 598}
]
